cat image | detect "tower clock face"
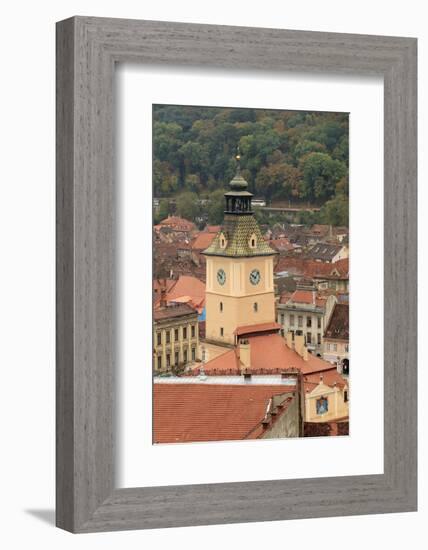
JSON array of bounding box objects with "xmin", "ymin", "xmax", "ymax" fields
[
  {"xmin": 249, "ymin": 269, "xmax": 261, "ymax": 285},
  {"xmin": 217, "ymin": 268, "xmax": 226, "ymax": 285}
]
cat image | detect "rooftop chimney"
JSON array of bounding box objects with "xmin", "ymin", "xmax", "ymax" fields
[
  {"xmin": 294, "ymin": 333, "xmax": 305, "ymax": 357},
  {"xmin": 160, "ymin": 286, "xmax": 167, "ymax": 308},
  {"xmin": 239, "ymin": 339, "xmax": 251, "ymax": 371}
]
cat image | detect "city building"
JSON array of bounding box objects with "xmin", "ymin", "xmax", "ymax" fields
[
  {"xmin": 276, "ymin": 286, "xmax": 327, "ymax": 355},
  {"xmin": 196, "ymin": 331, "xmax": 349, "ymax": 423},
  {"xmin": 323, "ymin": 302, "xmax": 349, "ymax": 375},
  {"xmin": 153, "ymin": 295, "xmax": 199, "ymax": 373}
]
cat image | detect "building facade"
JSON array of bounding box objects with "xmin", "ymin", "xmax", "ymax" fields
[
  {"xmin": 153, "ymin": 302, "xmax": 199, "ymax": 372},
  {"xmin": 277, "ymin": 287, "xmax": 327, "ymax": 356}
]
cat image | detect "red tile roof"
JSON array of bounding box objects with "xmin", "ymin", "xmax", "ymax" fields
[
  {"xmin": 269, "ymin": 237, "xmax": 294, "ymax": 252},
  {"xmin": 153, "ymin": 383, "xmax": 295, "ymax": 443},
  {"xmin": 234, "ymin": 322, "xmax": 281, "ymax": 336},
  {"xmin": 191, "ymin": 232, "xmax": 216, "ymax": 251},
  {"xmin": 159, "ymin": 216, "xmax": 196, "ymax": 232},
  {"xmin": 274, "ymin": 257, "xmax": 349, "ymax": 280},
  {"xmin": 154, "ymin": 275, "xmax": 206, "ymax": 313},
  {"xmin": 280, "ymin": 290, "xmax": 327, "ymax": 308},
  {"xmin": 303, "ymin": 368, "xmax": 347, "ymax": 392},
  {"xmin": 154, "ymin": 303, "xmax": 197, "ymax": 322},
  {"xmin": 201, "ymin": 333, "xmax": 339, "ymax": 379}
]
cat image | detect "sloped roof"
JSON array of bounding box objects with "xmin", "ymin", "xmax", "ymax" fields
[
  {"xmin": 154, "ymin": 303, "xmax": 197, "ymax": 322},
  {"xmin": 269, "ymin": 237, "xmax": 294, "ymax": 252},
  {"xmin": 202, "ymin": 333, "xmax": 338, "ymax": 377},
  {"xmin": 191, "ymin": 231, "xmax": 216, "ymax": 251},
  {"xmin": 159, "ymin": 215, "xmax": 196, "ymax": 232},
  {"xmin": 324, "ymin": 303, "xmax": 349, "ymax": 340},
  {"xmin": 153, "ymin": 383, "xmax": 294, "ymax": 443},
  {"xmin": 281, "ymin": 289, "xmax": 327, "ymax": 308},
  {"xmin": 153, "ymin": 275, "xmax": 206, "ymax": 313},
  {"xmin": 274, "ymin": 257, "xmax": 349, "ymax": 280},
  {"xmin": 306, "ymin": 243, "xmax": 345, "ymax": 261},
  {"xmin": 203, "ymin": 214, "xmax": 277, "ymax": 257},
  {"xmin": 234, "ymin": 322, "xmax": 281, "ymax": 336}
]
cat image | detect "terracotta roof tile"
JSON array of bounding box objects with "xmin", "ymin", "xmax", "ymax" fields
[
  {"xmin": 153, "ymin": 383, "xmax": 295, "ymax": 443},
  {"xmin": 159, "ymin": 216, "xmax": 196, "ymax": 232},
  {"xmin": 234, "ymin": 322, "xmax": 281, "ymax": 336},
  {"xmin": 202, "ymin": 333, "xmax": 339, "ymax": 378},
  {"xmin": 154, "ymin": 303, "xmax": 197, "ymax": 321},
  {"xmin": 191, "ymin": 232, "xmax": 216, "ymax": 251}
]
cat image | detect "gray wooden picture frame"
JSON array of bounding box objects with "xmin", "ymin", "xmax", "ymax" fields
[{"xmin": 56, "ymin": 16, "xmax": 417, "ymax": 533}]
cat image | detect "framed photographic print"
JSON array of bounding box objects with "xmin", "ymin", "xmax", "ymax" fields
[{"xmin": 56, "ymin": 16, "xmax": 417, "ymax": 532}]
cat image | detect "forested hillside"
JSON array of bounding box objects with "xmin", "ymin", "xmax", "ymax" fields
[{"xmin": 153, "ymin": 105, "xmax": 349, "ymax": 226}]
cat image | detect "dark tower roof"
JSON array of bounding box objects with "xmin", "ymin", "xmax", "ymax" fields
[{"xmin": 203, "ymin": 150, "xmax": 277, "ymax": 258}]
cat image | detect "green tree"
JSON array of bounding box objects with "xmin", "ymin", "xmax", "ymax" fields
[
  {"xmin": 320, "ymin": 195, "xmax": 349, "ymax": 226},
  {"xmin": 299, "ymin": 152, "xmax": 347, "ymax": 202},
  {"xmin": 206, "ymin": 189, "xmax": 226, "ymax": 224},
  {"xmin": 176, "ymin": 191, "xmax": 199, "ymax": 221},
  {"xmin": 157, "ymin": 199, "xmax": 171, "ymax": 222}
]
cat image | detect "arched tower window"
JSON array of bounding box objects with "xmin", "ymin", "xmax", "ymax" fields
[
  {"xmin": 219, "ymin": 302, "xmax": 223, "ymax": 312},
  {"xmin": 253, "ymin": 302, "xmax": 258, "ymax": 312}
]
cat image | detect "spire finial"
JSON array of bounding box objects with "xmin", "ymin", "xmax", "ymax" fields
[{"xmin": 235, "ymin": 146, "xmax": 241, "ymax": 175}]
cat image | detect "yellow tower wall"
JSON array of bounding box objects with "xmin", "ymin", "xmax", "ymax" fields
[{"xmin": 205, "ymin": 255, "xmax": 276, "ymax": 344}]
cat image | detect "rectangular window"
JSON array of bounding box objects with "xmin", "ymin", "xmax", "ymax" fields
[
  {"xmin": 306, "ymin": 316, "xmax": 312, "ymax": 328},
  {"xmin": 183, "ymin": 327, "xmax": 187, "ymax": 339},
  {"xmin": 307, "ymin": 332, "xmax": 312, "ymax": 344},
  {"xmin": 317, "ymin": 333, "xmax": 321, "ymax": 345},
  {"xmin": 166, "ymin": 354, "xmax": 170, "ymax": 368},
  {"xmin": 175, "ymin": 351, "xmax": 179, "ymax": 365},
  {"xmin": 157, "ymin": 332, "xmax": 161, "ymax": 346},
  {"xmin": 184, "ymin": 349, "xmax": 188, "ymax": 363},
  {"xmin": 157, "ymin": 356, "xmax": 162, "ymax": 370},
  {"xmin": 317, "ymin": 317, "xmax": 322, "ymax": 329},
  {"xmin": 327, "ymin": 343, "xmax": 331, "ymax": 351},
  {"xmin": 333, "ymin": 343, "xmax": 337, "ymax": 352},
  {"xmin": 344, "ymin": 390, "xmax": 349, "ymax": 403},
  {"xmin": 191, "ymin": 347, "xmax": 196, "ymax": 361},
  {"xmin": 174, "ymin": 328, "xmax": 179, "ymax": 341},
  {"xmin": 345, "ymin": 344, "xmax": 349, "ymax": 352},
  {"xmin": 191, "ymin": 325, "xmax": 195, "ymax": 338},
  {"xmin": 290, "ymin": 314, "xmax": 295, "ymax": 327},
  {"xmin": 298, "ymin": 316, "xmax": 303, "ymax": 328},
  {"xmin": 220, "ymin": 327, "xmax": 224, "ymax": 337},
  {"xmin": 280, "ymin": 313, "xmax": 284, "ymax": 325},
  {"xmin": 166, "ymin": 331, "xmax": 170, "ymax": 344}
]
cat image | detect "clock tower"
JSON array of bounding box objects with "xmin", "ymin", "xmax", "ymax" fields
[{"xmin": 203, "ymin": 152, "xmax": 278, "ymax": 345}]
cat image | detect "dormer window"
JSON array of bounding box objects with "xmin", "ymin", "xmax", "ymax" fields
[
  {"xmin": 249, "ymin": 233, "xmax": 257, "ymax": 249},
  {"xmin": 219, "ymin": 232, "xmax": 227, "ymax": 249}
]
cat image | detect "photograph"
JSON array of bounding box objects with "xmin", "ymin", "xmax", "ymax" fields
[{"xmin": 152, "ymin": 104, "xmax": 350, "ymax": 443}]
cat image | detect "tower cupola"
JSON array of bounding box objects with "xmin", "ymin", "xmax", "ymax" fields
[{"xmin": 224, "ymin": 149, "xmax": 253, "ymax": 215}]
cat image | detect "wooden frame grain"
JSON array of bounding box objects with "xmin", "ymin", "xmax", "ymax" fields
[{"xmin": 56, "ymin": 16, "xmax": 417, "ymax": 533}]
